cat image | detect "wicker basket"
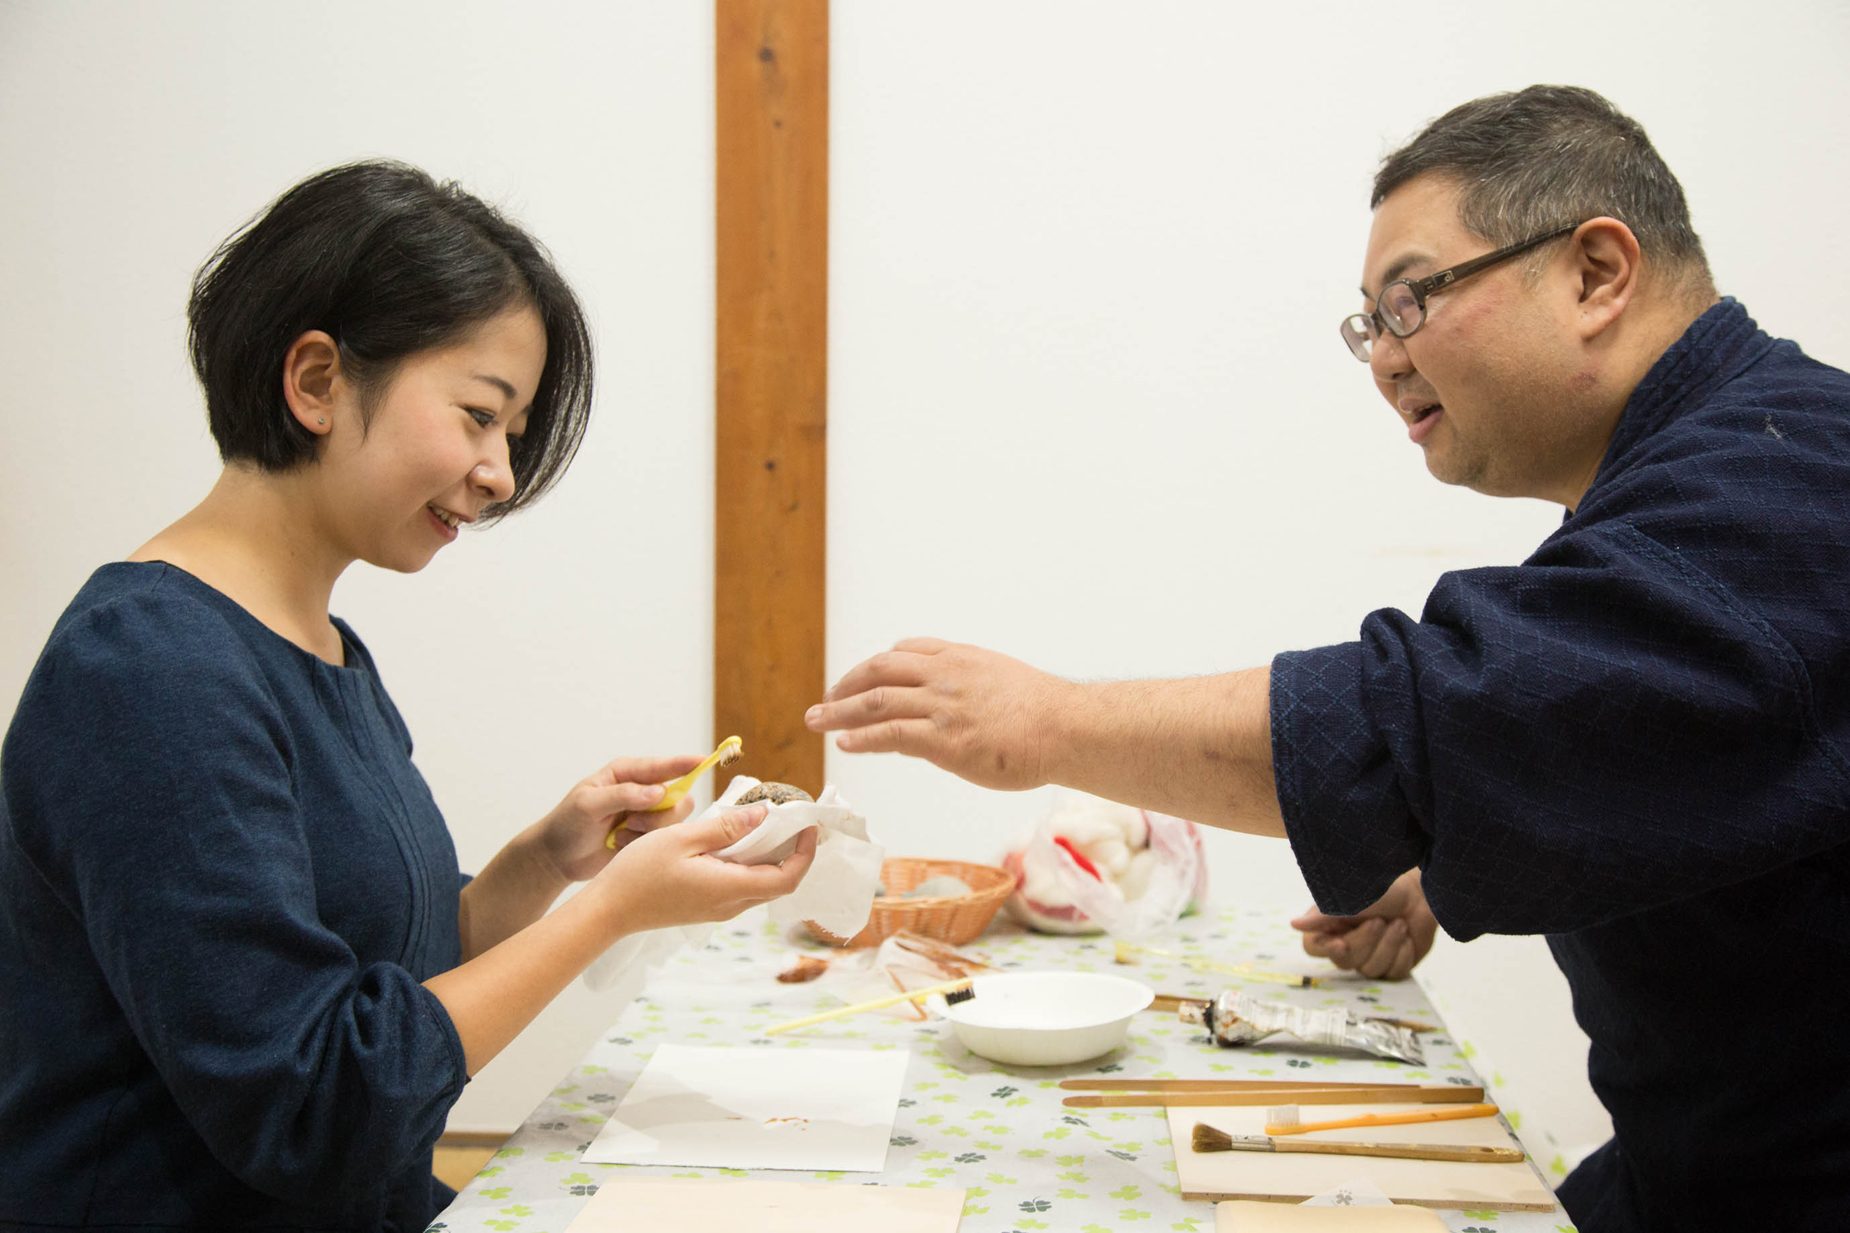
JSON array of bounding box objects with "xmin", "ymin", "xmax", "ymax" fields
[{"xmin": 806, "ymin": 857, "xmax": 1017, "ymax": 949}]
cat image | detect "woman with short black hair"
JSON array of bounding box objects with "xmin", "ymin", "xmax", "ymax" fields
[{"xmin": 0, "ymin": 161, "xmax": 816, "ymax": 1230}]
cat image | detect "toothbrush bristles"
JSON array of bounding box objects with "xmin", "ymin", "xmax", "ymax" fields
[{"xmin": 943, "ymin": 984, "xmax": 976, "ymax": 1006}]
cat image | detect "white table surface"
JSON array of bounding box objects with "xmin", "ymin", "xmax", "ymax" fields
[{"xmin": 430, "ymin": 905, "xmax": 1574, "ymax": 1233}]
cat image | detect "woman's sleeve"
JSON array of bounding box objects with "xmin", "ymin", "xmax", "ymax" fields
[
  {"xmin": 1269, "ymin": 520, "xmax": 1850, "ymax": 940},
  {"xmin": 7, "ymin": 598, "xmax": 468, "ymax": 1202}
]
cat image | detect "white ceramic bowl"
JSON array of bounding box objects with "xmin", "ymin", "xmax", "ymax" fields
[{"xmin": 935, "ymin": 971, "xmax": 1154, "ymax": 1067}]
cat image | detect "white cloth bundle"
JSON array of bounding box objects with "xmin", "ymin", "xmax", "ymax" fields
[{"xmin": 582, "ymin": 777, "xmax": 883, "ymax": 992}]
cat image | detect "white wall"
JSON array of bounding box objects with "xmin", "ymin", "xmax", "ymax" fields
[{"xmin": 4, "ymin": 0, "xmax": 1847, "ymax": 1154}]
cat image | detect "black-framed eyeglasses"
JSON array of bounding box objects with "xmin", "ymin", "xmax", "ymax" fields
[{"xmin": 1340, "ymin": 222, "xmax": 1583, "ymax": 362}]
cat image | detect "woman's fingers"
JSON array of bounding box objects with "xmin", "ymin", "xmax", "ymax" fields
[
  {"xmin": 618, "ymin": 795, "xmax": 695, "ymax": 835},
  {"xmin": 587, "ymin": 781, "xmax": 668, "ymax": 817},
  {"xmin": 739, "ymin": 825, "xmax": 819, "ymax": 898},
  {"xmin": 600, "ymin": 753, "xmax": 705, "ymax": 785},
  {"xmin": 683, "ymin": 803, "xmax": 768, "ymax": 851}
]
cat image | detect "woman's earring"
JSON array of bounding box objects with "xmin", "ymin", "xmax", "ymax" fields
[{"xmin": 316, "ymin": 417, "xmax": 327, "ymax": 426}]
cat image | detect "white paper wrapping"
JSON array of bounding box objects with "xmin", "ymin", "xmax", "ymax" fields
[{"xmin": 582, "ymin": 777, "xmax": 883, "ymax": 992}]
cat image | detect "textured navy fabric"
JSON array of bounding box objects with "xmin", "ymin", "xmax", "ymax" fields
[
  {"xmin": 0, "ymin": 563, "xmax": 468, "ymax": 1230},
  {"xmin": 1271, "ymin": 300, "xmax": 1850, "ymax": 1230}
]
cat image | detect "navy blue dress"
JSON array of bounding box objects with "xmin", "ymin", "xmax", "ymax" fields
[
  {"xmin": 0, "ymin": 563, "xmax": 468, "ymax": 1230},
  {"xmin": 1271, "ymin": 300, "xmax": 1850, "ymax": 1230}
]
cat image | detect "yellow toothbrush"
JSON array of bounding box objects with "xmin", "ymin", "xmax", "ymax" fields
[{"xmin": 604, "ymin": 735, "xmax": 744, "ymax": 849}]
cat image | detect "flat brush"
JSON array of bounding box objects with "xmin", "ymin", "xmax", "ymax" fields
[
  {"xmin": 765, "ymin": 979, "xmax": 975, "ymax": 1035},
  {"xmin": 1265, "ymin": 1102, "xmax": 1499, "ymax": 1135},
  {"xmin": 1190, "ymin": 1122, "xmax": 1524, "ymax": 1163}
]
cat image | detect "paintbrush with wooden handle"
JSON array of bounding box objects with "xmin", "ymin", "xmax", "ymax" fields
[{"xmin": 1191, "ymin": 1122, "xmax": 1524, "ymax": 1163}]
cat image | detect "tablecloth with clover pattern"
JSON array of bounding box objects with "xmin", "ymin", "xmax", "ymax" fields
[{"xmin": 430, "ymin": 905, "xmax": 1575, "ymax": 1233}]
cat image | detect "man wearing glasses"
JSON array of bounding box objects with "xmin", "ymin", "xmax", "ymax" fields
[{"xmin": 808, "ymin": 85, "xmax": 1850, "ymax": 1230}]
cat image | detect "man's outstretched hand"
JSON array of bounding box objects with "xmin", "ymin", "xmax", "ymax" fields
[{"xmin": 805, "ymin": 637, "xmax": 1071, "ymax": 791}]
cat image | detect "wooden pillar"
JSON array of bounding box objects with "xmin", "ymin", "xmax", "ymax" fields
[{"xmin": 714, "ymin": 0, "xmax": 828, "ymax": 795}]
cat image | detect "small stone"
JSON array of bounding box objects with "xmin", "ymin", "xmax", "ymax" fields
[{"xmin": 737, "ymin": 781, "xmax": 814, "ymax": 806}]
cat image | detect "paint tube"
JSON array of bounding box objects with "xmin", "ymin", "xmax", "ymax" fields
[{"xmin": 1189, "ymin": 990, "xmax": 1424, "ymax": 1064}]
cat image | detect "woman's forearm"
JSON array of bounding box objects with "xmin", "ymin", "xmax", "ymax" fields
[
  {"xmin": 456, "ymin": 822, "xmax": 571, "ymax": 961},
  {"xmin": 427, "ymin": 876, "xmax": 622, "ymax": 1075}
]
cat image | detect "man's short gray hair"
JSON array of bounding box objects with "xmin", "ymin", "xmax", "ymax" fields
[{"xmin": 1375, "ymin": 85, "xmax": 1711, "ymax": 289}]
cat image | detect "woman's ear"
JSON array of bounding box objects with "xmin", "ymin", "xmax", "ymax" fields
[
  {"xmin": 281, "ymin": 330, "xmax": 343, "ymax": 436},
  {"xmin": 1571, "ymin": 217, "xmax": 1641, "ymax": 341}
]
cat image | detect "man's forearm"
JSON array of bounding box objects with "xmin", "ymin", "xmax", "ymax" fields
[{"xmin": 1045, "ymin": 665, "xmax": 1285, "ymax": 836}]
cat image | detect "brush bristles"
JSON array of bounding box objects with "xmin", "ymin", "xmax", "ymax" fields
[
  {"xmin": 1191, "ymin": 1122, "xmax": 1233, "ymax": 1153},
  {"xmin": 942, "ymin": 985, "xmax": 976, "ymax": 1006},
  {"xmin": 1265, "ymin": 1104, "xmax": 1301, "ymax": 1129}
]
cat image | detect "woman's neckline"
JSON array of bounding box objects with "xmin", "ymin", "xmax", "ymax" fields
[{"xmin": 108, "ymin": 559, "xmax": 358, "ymax": 672}]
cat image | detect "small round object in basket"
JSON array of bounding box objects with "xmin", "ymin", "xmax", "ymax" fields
[
  {"xmin": 806, "ymin": 857, "xmax": 1016, "ymax": 948},
  {"xmin": 933, "ymin": 971, "xmax": 1154, "ymax": 1066}
]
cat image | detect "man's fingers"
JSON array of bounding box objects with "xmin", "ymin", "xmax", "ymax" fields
[
  {"xmin": 891, "ymin": 636, "xmax": 949, "ymax": 656},
  {"xmin": 1370, "ymin": 928, "xmax": 1416, "ymax": 981},
  {"xmin": 833, "ymin": 718, "xmax": 941, "ymax": 757},
  {"xmin": 1291, "ymin": 907, "xmax": 1353, "ymax": 933},
  {"xmin": 809, "ymin": 684, "xmax": 928, "ymax": 733},
  {"xmin": 1326, "ymin": 917, "xmax": 1386, "ymax": 971},
  {"xmin": 1300, "ymin": 931, "xmax": 1345, "ymax": 961},
  {"xmin": 1355, "ymin": 919, "xmax": 1408, "ymax": 980},
  {"xmin": 821, "ymin": 648, "xmax": 935, "ymax": 704}
]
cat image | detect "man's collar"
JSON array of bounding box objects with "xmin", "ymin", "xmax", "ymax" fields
[{"xmin": 1584, "ymin": 297, "xmax": 1775, "ymax": 493}]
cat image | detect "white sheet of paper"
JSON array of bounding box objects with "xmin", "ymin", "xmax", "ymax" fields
[
  {"xmin": 565, "ymin": 1177, "xmax": 966, "ymax": 1233},
  {"xmin": 582, "ymin": 1044, "xmax": 910, "ymax": 1172}
]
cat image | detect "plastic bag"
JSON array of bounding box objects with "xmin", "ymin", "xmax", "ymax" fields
[{"xmin": 1000, "ymin": 792, "xmax": 1208, "ymax": 941}]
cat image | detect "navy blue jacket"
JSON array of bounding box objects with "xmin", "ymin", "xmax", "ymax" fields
[
  {"xmin": 0, "ymin": 564, "xmax": 467, "ymax": 1230},
  {"xmin": 1272, "ymin": 299, "xmax": 1850, "ymax": 1230}
]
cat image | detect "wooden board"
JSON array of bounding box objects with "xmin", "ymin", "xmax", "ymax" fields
[
  {"xmin": 1168, "ymin": 1103, "xmax": 1555, "ymax": 1212},
  {"xmin": 714, "ymin": 0, "xmax": 829, "ymax": 796},
  {"xmin": 1215, "ymin": 1202, "xmax": 1448, "ymax": 1231}
]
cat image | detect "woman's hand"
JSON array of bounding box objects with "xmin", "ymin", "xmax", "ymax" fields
[
  {"xmin": 534, "ymin": 754, "xmax": 705, "ymax": 883},
  {"xmin": 597, "ymin": 804, "xmax": 819, "ymax": 933}
]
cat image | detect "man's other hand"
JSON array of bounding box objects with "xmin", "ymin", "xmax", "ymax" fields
[{"xmin": 1291, "ymin": 867, "xmax": 1437, "ymax": 980}]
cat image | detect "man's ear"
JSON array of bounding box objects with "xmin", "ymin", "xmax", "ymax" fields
[
  {"xmin": 1571, "ymin": 217, "xmax": 1640, "ymax": 340},
  {"xmin": 281, "ymin": 330, "xmax": 343, "ymax": 437}
]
